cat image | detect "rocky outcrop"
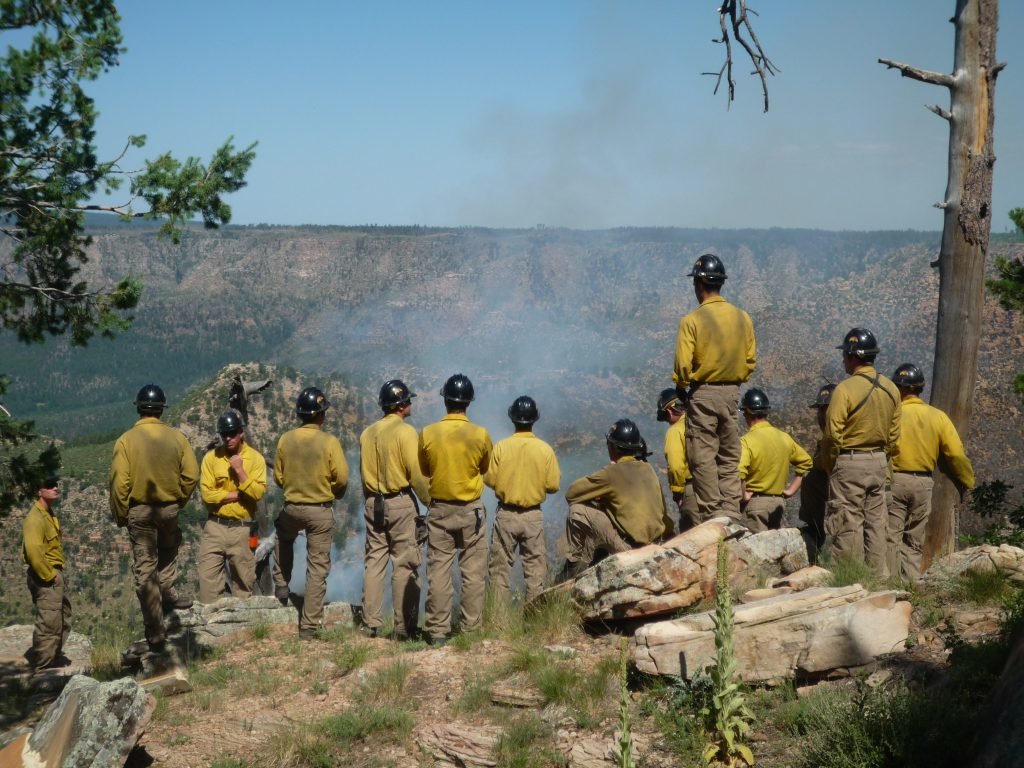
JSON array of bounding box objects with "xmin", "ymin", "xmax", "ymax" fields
[
  {"xmin": 415, "ymin": 722, "xmax": 502, "ymax": 767},
  {"xmin": 157, "ymin": 596, "xmax": 356, "ymax": 656},
  {"xmin": 921, "ymin": 544, "xmax": 1024, "ymax": 586},
  {"xmin": 0, "ymin": 675, "xmax": 154, "ymax": 768},
  {"xmin": 546, "ymin": 519, "xmax": 809, "ymax": 622},
  {"xmin": 634, "ymin": 585, "xmax": 911, "ymax": 682},
  {"xmin": 0, "ymin": 625, "xmax": 92, "ymax": 680}
]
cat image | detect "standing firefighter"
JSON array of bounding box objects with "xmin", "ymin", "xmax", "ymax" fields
[
  {"xmin": 673, "ymin": 254, "xmax": 756, "ymax": 520},
  {"xmin": 359, "ymin": 380, "xmax": 430, "ymax": 640},
  {"xmin": 110, "ymin": 385, "xmax": 199, "ymax": 655},
  {"xmin": 484, "ymin": 395, "xmax": 561, "ymax": 603},
  {"xmin": 419, "ymin": 374, "xmax": 492, "ymax": 647},
  {"xmin": 656, "ymin": 388, "xmax": 699, "ymax": 532},
  {"xmin": 738, "ymin": 388, "xmax": 812, "ymax": 532},
  {"xmin": 799, "ymin": 383, "xmax": 836, "ymax": 559},
  {"xmin": 558, "ymin": 419, "xmax": 666, "ymax": 579},
  {"xmin": 824, "ymin": 329, "xmax": 901, "ymax": 576},
  {"xmin": 198, "ymin": 411, "xmax": 267, "ymax": 603},
  {"xmin": 887, "ymin": 364, "xmax": 975, "ymax": 581},
  {"xmin": 23, "ymin": 477, "xmax": 72, "ymax": 672},
  {"xmin": 273, "ymin": 387, "xmax": 349, "ymax": 639}
]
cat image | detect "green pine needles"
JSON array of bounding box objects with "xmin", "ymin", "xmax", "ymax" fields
[{"xmin": 702, "ymin": 538, "xmax": 755, "ymax": 767}]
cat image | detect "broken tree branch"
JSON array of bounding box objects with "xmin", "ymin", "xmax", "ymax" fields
[
  {"xmin": 707, "ymin": 0, "xmax": 778, "ymax": 112},
  {"xmin": 878, "ymin": 57, "xmax": 954, "ymax": 88}
]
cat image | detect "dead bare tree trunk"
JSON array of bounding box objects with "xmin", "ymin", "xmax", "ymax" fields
[{"xmin": 880, "ymin": 0, "xmax": 1004, "ymax": 569}]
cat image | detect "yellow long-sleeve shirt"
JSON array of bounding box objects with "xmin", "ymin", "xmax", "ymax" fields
[
  {"xmin": 484, "ymin": 431, "xmax": 560, "ymax": 507},
  {"xmin": 673, "ymin": 295, "xmax": 756, "ymax": 386},
  {"xmin": 360, "ymin": 413, "xmax": 430, "ymax": 503},
  {"xmin": 201, "ymin": 441, "xmax": 268, "ymax": 520},
  {"xmin": 663, "ymin": 419, "xmax": 691, "ymax": 493},
  {"xmin": 824, "ymin": 366, "xmax": 901, "ymax": 470},
  {"xmin": 566, "ymin": 456, "xmax": 666, "ymax": 545},
  {"xmin": 739, "ymin": 421, "xmax": 813, "ymax": 494},
  {"xmin": 892, "ymin": 396, "xmax": 975, "ymax": 488},
  {"xmin": 22, "ymin": 500, "xmax": 65, "ymax": 582},
  {"xmin": 274, "ymin": 423, "xmax": 349, "ymax": 503},
  {"xmin": 419, "ymin": 413, "xmax": 492, "ymax": 502},
  {"xmin": 109, "ymin": 417, "xmax": 200, "ymax": 524}
]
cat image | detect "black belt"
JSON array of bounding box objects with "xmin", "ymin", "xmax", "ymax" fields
[
  {"xmin": 129, "ymin": 499, "xmax": 180, "ymax": 508},
  {"xmin": 286, "ymin": 500, "xmax": 334, "ymax": 507},
  {"xmin": 366, "ymin": 488, "xmax": 410, "ymax": 500},
  {"xmin": 431, "ymin": 498, "xmax": 478, "ymax": 505},
  {"xmin": 692, "ymin": 380, "xmax": 741, "ymax": 387},
  {"xmin": 750, "ymin": 492, "xmax": 785, "ymax": 498},
  {"xmin": 209, "ymin": 515, "xmax": 251, "ymax": 527},
  {"xmin": 499, "ymin": 502, "xmax": 541, "ymax": 512},
  {"xmin": 895, "ymin": 470, "xmax": 932, "ymax": 477},
  {"xmin": 838, "ymin": 448, "xmax": 886, "ymax": 456}
]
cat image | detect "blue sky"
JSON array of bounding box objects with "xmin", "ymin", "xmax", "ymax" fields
[{"xmin": 86, "ymin": 1, "xmax": 1024, "ymax": 231}]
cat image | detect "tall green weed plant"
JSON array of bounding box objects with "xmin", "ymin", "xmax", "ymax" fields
[{"xmin": 702, "ymin": 539, "xmax": 754, "ymax": 767}]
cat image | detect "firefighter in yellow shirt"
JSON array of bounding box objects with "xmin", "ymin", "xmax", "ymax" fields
[
  {"xmin": 824, "ymin": 329, "xmax": 901, "ymax": 577},
  {"xmin": 360, "ymin": 380, "xmax": 430, "ymax": 640},
  {"xmin": 22, "ymin": 477, "xmax": 72, "ymax": 672},
  {"xmin": 558, "ymin": 419, "xmax": 666, "ymax": 579},
  {"xmin": 798, "ymin": 383, "xmax": 836, "ymax": 559},
  {"xmin": 198, "ymin": 411, "xmax": 267, "ymax": 604},
  {"xmin": 419, "ymin": 374, "xmax": 492, "ymax": 647},
  {"xmin": 656, "ymin": 388, "xmax": 699, "ymax": 532},
  {"xmin": 110, "ymin": 384, "xmax": 199, "ymax": 654},
  {"xmin": 673, "ymin": 254, "xmax": 756, "ymax": 522},
  {"xmin": 273, "ymin": 387, "xmax": 349, "ymax": 639},
  {"xmin": 484, "ymin": 396, "xmax": 561, "ymax": 602},
  {"xmin": 887, "ymin": 364, "xmax": 975, "ymax": 581},
  {"xmin": 738, "ymin": 388, "xmax": 813, "ymax": 532}
]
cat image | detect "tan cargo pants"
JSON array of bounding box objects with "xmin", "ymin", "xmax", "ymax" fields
[
  {"xmin": 273, "ymin": 503, "xmax": 335, "ymax": 633},
  {"xmin": 558, "ymin": 503, "xmax": 632, "ymax": 569},
  {"xmin": 887, "ymin": 472, "xmax": 934, "ymax": 582},
  {"xmin": 825, "ymin": 452, "xmax": 890, "ymax": 577},
  {"xmin": 424, "ymin": 499, "xmax": 487, "ymax": 641},
  {"xmin": 742, "ymin": 495, "xmax": 785, "ymax": 532},
  {"xmin": 127, "ymin": 503, "xmax": 184, "ymax": 646},
  {"xmin": 686, "ymin": 384, "xmax": 742, "ymax": 520},
  {"xmin": 198, "ymin": 517, "xmax": 256, "ymax": 604},
  {"xmin": 27, "ymin": 568, "xmax": 71, "ymax": 669},
  {"xmin": 362, "ymin": 492, "xmax": 421, "ymax": 636},
  {"xmin": 488, "ymin": 505, "xmax": 547, "ymax": 602}
]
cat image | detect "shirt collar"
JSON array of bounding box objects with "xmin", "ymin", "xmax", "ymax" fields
[{"xmin": 443, "ymin": 413, "xmax": 469, "ymax": 423}]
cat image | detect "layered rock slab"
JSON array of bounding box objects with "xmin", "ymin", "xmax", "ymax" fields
[
  {"xmin": 920, "ymin": 544, "xmax": 1024, "ymax": 586},
  {"xmin": 634, "ymin": 585, "xmax": 911, "ymax": 682},
  {"xmin": 544, "ymin": 518, "xmax": 809, "ymax": 622}
]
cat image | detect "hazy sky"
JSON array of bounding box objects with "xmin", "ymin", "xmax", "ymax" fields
[{"xmin": 86, "ymin": 1, "xmax": 1024, "ymax": 232}]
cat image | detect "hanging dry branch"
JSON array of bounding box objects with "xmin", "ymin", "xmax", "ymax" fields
[{"xmin": 704, "ymin": 0, "xmax": 779, "ymax": 112}]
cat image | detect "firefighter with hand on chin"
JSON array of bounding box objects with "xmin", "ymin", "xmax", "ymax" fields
[{"xmin": 197, "ymin": 410, "xmax": 267, "ymax": 604}]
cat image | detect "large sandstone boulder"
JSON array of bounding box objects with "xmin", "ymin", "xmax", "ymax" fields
[
  {"xmin": 920, "ymin": 544, "xmax": 1024, "ymax": 586},
  {"xmin": 634, "ymin": 585, "xmax": 912, "ymax": 683},
  {"xmin": 0, "ymin": 675, "xmax": 154, "ymax": 767},
  {"xmin": 546, "ymin": 519, "xmax": 809, "ymax": 622}
]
